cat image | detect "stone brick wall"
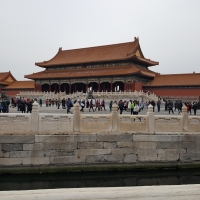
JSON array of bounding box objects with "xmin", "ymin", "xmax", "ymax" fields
[{"xmin": 0, "ymin": 133, "xmax": 200, "ymax": 171}]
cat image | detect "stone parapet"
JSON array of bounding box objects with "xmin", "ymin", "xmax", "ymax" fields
[{"xmin": 0, "ymin": 104, "xmax": 200, "ymax": 134}]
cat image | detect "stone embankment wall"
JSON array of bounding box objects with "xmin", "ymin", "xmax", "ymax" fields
[{"xmin": 0, "ymin": 133, "xmax": 200, "ymax": 173}]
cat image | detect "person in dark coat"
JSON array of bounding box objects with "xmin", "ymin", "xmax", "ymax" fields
[
  {"xmin": 118, "ymin": 100, "xmax": 124, "ymax": 115},
  {"xmin": 26, "ymin": 99, "xmax": 33, "ymax": 113},
  {"xmin": 193, "ymin": 102, "xmax": 197, "ymax": 115},
  {"xmin": 151, "ymin": 100, "xmax": 155, "ymax": 112},
  {"xmin": 21, "ymin": 99, "xmax": 26, "ymax": 113},
  {"xmin": 89, "ymin": 100, "xmax": 94, "ymax": 112}
]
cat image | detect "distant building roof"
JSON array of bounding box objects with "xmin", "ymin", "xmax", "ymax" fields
[
  {"xmin": 35, "ymin": 37, "xmax": 159, "ymax": 67},
  {"xmin": 25, "ymin": 65, "xmax": 157, "ymax": 80},
  {"xmin": 146, "ymin": 73, "xmax": 200, "ymax": 87},
  {"xmin": 5, "ymin": 81, "xmax": 34, "ymax": 89},
  {"xmin": 0, "ymin": 71, "xmax": 16, "ymax": 86}
]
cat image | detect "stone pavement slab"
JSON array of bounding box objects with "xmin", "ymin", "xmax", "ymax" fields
[{"xmin": 0, "ymin": 184, "xmax": 200, "ymax": 200}]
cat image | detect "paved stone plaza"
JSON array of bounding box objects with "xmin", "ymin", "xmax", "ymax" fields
[
  {"xmin": 8, "ymin": 103, "xmax": 200, "ymax": 116},
  {"xmin": 0, "ymin": 185, "xmax": 200, "ymax": 200}
]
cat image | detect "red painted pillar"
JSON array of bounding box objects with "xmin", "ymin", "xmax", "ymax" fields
[
  {"xmin": 49, "ymin": 84, "xmax": 51, "ymax": 92},
  {"xmin": 64, "ymin": 84, "xmax": 66, "ymax": 93},
  {"xmin": 86, "ymin": 83, "xmax": 88, "ymax": 92},
  {"xmin": 110, "ymin": 82, "xmax": 113, "ymax": 92},
  {"xmin": 133, "ymin": 81, "xmax": 135, "ymax": 91},
  {"xmin": 35, "ymin": 84, "xmax": 42, "ymax": 92},
  {"xmin": 69, "ymin": 84, "xmax": 71, "ymax": 94},
  {"xmin": 98, "ymin": 83, "xmax": 100, "ymax": 92},
  {"xmin": 124, "ymin": 82, "xmax": 126, "ymax": 92},
  {"xmin": 58, "ymin": 84, "xmax": 61, "ymax": 93}
]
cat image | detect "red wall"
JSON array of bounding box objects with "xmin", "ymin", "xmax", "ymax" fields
[
  {"xmin": 125, "ymin": 82, "xmax": 134, "ymax": 91},
  {"xmin": 134, "ymin": 82, "xmax": 143, "ymax": 91},
  {"xmin": 35, "ymin": 84, "xmax": 41, "ymax": 91},
  {"xmin": 4, "ymin": 89, "xmax": 34, "ymax": 97},
  {"xmin": 145, "ymin": 88, "xmax": 200, "ymax": 98}
]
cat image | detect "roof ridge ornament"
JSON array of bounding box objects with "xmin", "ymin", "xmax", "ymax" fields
[{"xmin": 59, "ymin": 47, "xmax": 62, "ymax": 51}]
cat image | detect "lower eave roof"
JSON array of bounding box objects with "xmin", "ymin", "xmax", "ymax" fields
[
  {"xmin": 145, "ymin": 73, "xmax": 200, "ymax": 87},
  {"xmin": 0, "ymin": 81, "xmax": 9, "ymax": 85},
  {"xmin": 5, "ymin": 81, "xmax": 35, "ymax": 89},
  {"xmin": 25, "ymin": 65, "xmax": 156, "ymax": 80}
]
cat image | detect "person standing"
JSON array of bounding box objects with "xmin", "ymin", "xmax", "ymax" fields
[
  {"xmin": 67, "ymin": 98, "xmax": 73, "ymax": 114},
  {"xmin": 89, "ymin": 100, "xmax": 94, "ymax": 112},
  {"xmin": 187, "ymin": 103, "xmax": 191, "ymax": 115},
  {"xmin": 57, "ymin": 98, "xmax": 61, "ymax": 109},
  {"xmin": 62, "ymin": 98, "xmax": 66, "ymax": 109},
  {"xmin": 80, "ymin": 100, "xmax": 85, "ymax": 112},
  {"xmin": 39, "ymin": 99, "xmax": 42, "ymax": 107},
  {"xmin": 86, "ymin": 100, "xmax": 89, "ymax": 108},
  {"xmin": 109, "ymin": 101, "xmax": 113, "ymax": 112},
  {"xmin": 119, "ymin": 100, "xmax": 124, "ymax": 115},
  {"xmin": 101, "ymin": 99, "xmax": 106, "ymax": 111},
  {"xmin": 52, "ymin": 99, "xmax": 55, "ymax": 106},
  {"xmin": 17, "ymin": 98, "xmax": 22, "ymax": 111},
  {"xmin": 151, "ymin": 100, "xmax": 155, "ymax": 112},
  {"xmin": 26, "ymin": 99, "xmax": 33, "ymax": 113},
  {"xmin": 193, "ymin": 102, "xmax": 197, "ymax": 115},
  {"xmin": 133, "ymin": 103, "xmax": 140, "ymax": 115},
  {"xmin": 21, "ymin": 98, "xmax": 26, "ymax": 113},
  {"xmin": 0, "ymin": 98, "xmax": 2, "ymax": 113},
  {"xmin": 157, "ymin": 99, "xmax": 161, "ymax": 112},
  {"xmin": 45, "ymin": 99, "xmax": 48, "ymax": 107},
  {"xmin": 168, "ymin": 101, "xmax": 174, "ymax": 114},
  {"xmin": 130, "ymin": 100, "xmax": 134, "ymax": 115},
  {"xmin": 95, "ymin": 100, "xmax": 99, "ymax": 111}
]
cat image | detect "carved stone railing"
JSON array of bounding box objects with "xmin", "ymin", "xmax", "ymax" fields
[
  {"xmin": 0, "ymin": 103, "xmax": 199, "ymax": 135},
  {"xmin": 18, "ymin": 90, "xmax": 158, "ymax": 102}
]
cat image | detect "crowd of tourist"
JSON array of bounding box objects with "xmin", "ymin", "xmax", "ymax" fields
[
  {"xmin": 163, "ymin": 100, "xmax": 200, "ymax": 115},
  {"xmin": 0, "ymin": 96, "xmax": 200, "ymax": 116}
]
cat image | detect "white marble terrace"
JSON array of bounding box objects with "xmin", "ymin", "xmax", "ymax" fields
[{"xmin": 18, "ymin": 90, "xmax": 159, "ymax": 102}]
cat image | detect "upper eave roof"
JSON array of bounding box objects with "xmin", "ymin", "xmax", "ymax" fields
[
  {"xmin": 25, "ymin": 65, "xmax": 157, "ymax": 80},
  {"xmin": 145, "ymin": 73, "xmax": 200, "ymax": 87},
  {"xmin": 35, "ymin": 37, "xmax": 159, "ymax": 68}
]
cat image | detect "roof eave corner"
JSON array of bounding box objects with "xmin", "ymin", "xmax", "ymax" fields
[{"xmin": 24, "ymin": 75, "xmax": 32, "ymax": 80}]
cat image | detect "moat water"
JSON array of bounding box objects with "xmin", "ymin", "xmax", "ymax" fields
[{"xmin": 1, "ymin": 169, "xmax": 200, "ymax": 191}]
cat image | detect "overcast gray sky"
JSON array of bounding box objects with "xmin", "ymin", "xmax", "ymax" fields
[{"xmin": 0, "ymin": 0, "xmax": 200, "ymax": 80}]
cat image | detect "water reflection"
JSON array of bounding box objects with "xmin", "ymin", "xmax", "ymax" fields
[{"xmin": 1, "ymin": 169, "xmax": 200, "ymax": 191}]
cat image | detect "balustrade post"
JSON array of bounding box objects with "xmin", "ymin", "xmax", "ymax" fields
[
  {"xmin": 73, "ymin": 102, "xmax": 80, "ymax": 132},
  {"xmin": 182, "ymin": 105, "xmax": 188, "ymax": 132},
  {"xmin": 147, "ymin": 104, "xmax": 154, "ymax": 133},
  {"xmin": 31, "ymin": 101, "xmax": 39, "ymax": 134},
  {"xmin": 112, "ymin": 103, "xmax": 118, "ymax": 131}
]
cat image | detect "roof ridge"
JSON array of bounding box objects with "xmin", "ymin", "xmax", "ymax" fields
[{"xmin": 61, "ymin": 41, "xmax": 136, "ymax": 52}]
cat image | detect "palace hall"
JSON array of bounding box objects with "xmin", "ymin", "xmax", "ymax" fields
[
  {"xmin": 1, "ymin": 37, "xmax": 200, "ymax": 99},
  {"xmin": 25, "ymin": 37, "xmax": 158, "ymax": 94}
]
